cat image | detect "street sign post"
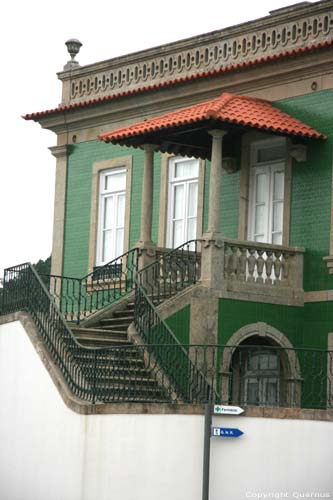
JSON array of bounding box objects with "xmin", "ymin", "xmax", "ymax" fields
[
  {"xmin": 213, "ymin": 405, "xmax": 244, "ymax": 415},
  {"xmin": 211, "ymin": 427, "xmax": 244, "ymax": 438}
]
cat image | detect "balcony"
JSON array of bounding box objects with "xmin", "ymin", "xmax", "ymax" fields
[{"xmin": 201, "ymin": 236, "xmax": 304, "ymax": 306}]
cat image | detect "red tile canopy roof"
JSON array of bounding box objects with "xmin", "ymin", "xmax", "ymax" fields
[{"xmin": 99, "ymin": 92, "xmax": 326, "ymax": 152}]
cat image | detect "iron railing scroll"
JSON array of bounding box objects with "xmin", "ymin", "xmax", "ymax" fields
[{"xmin": 40, "ymin": 248, "xmax": 139, "ymax": 324}]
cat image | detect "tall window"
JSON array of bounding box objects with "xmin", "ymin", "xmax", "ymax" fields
[
  {"xmin": 167, "ymin": 157, "xmax": 199, "ymax": 248},
  {"xmin": 96, "ymin": 168, "xmax": 126, "ymax": 266},
  {"xmin": 231, "ymin": 339, "xmax": 282, "ymax": 407},
  {"xmin": 248, "ymin": 139, "xmax": 286, "ymax": 245},
  {"xmin": 242, "ymin": 349, "xmax": 280, "ymax": 406}
]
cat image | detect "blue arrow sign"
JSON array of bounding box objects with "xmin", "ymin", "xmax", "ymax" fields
[{"xmin": 211, "ymin": 427, "xmax": 244, "ymax": 438}]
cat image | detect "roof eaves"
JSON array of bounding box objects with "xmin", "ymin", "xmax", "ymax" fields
[{"xmin": 23, "ymin": 40, "xmax": 333, "ymax": 121}]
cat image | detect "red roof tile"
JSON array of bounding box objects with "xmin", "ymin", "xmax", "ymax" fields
[
  {"xmin": 23, "ymin": 40, "xmax": 333, "ymax": 120},
  {"xmin": 99, "ymin": 92, "xmax": 326, "ymax": 143}
]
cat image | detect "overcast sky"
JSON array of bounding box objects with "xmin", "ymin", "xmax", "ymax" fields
[{"xmin": 0, "ymin": 0, "xmax": 309, "ymax": 277}]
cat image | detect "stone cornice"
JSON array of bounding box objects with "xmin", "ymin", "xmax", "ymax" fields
[
  {"xmin": 58, "ymin": 1, "xmax": 333, "ymax": 105},
  {"xmin": 34, "ymin": 49, "xmax": 333, "ymax": 136},
  {"xmin": 49, "ymin": 144, "xmax": 71, "ymax": 158}
]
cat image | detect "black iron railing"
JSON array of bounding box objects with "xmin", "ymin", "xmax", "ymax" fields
[
  {"xmin": 0, "ymin": 263, "xmax": 206, "ymax": 404},
  {"xmin": 133, "ymin": 240, "xmax": 211, "ymax": 402},
  {"xmin": 1, "ymin": 265, "xmax": 332, "ymax": 407},
  {"xmin": 40, "ymin": 248, "xmax": 139, "ymax": 323},
  {"xmin": 134, "ymin": 284, "xmax": 213, "ymax": 403},
  {"xmin": 136, "ymin": 240, "xmax": 201, "ymax": 307}
]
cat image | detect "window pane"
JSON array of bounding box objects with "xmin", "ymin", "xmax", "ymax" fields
[
  {"xmin": 173, "ymin": 184, "xmax": 184, "ymax": 219},
  {"xmin": 272, "ymin": 201, "xmax": 283, "ymax": 233},
  {"xmin": 115, "ymin": 228, "xmax": 124, "ymax": 257},
  {"xmin": 272, "ymin": 232, "xmax": 282, "ymax": 245},
  {"xmin": 255, "ymin": 204, "xmax": 265, "ymax": 235},
  {"xmin": 117, "ymin": 194, "xmax": 125, "ymax": 227},
  {"xmin": 247, "ymin": 381, "xmax": 259, "ymax": 405},
  {"xmin": 103, "ymin": 196, "xmax": 114, "ymax": 229},
  {"xmin": 256, "ymin": 173, "xmax": 267, "ymax": 203},
  {"xmin": 105, "ymin": 171, "xmax": 126, "ymax": 192},
  {"xmin": 173, "ymin": 220, "xmax": 183, "ymax": 248},
  {"xmin": 273, "ymin": 171, "xmax": 284, "ymax": 200},
  {"xmin": 248, "ymin": 353, "xmax": 259, "ymax": 370},
  {"xmin": 257, "ymin": 143, "xmax": 286, "ymax": 163},
  {"xmin": 187, "ymin": 217, "xmax": 197, "ymax": 241},
  {"xmin": 268, "ymin": 354, "xmax": 278, "ymax": 370},
  {"xmin": 266, "ymin": 381, "xmax": 278, "ymax": 405},
  {"xmin": 259, "ymin": 354, "xmax": 269, "ymax": 370},
  {"xmin": 102, "ymin": 229, "xmax": 113, "ymax": 262},
  {"xmin": 188, "ymin": 182, "xmax": 198, "ymax": 217},
  {"xmin": 174, "ymin": 159, "xmax": 199, "ymax": 178}
]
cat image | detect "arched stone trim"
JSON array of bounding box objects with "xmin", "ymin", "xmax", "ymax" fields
[{"xmin": 220, "ymin": 322, "xmax": 303, "ymax": 407}]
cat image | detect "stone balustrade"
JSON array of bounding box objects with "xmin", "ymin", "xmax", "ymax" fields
[
  {"xmin": 223, "ymin": 240, "xmax": 303, "ymax": 288},
  {"xmin": 59, "ymin": 2, "xmax": 333, "ymax": 105},
  {"xmin": 201, "ymin": 235, "xmax": 304, "ymax": 305}
]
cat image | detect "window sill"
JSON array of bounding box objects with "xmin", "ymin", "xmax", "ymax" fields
[{"xmin": 323, "ymin": 255, "xmax": 333, "ymax": 274}]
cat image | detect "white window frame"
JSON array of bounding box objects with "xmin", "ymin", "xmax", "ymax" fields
[
  {"xmin": 247, "ymin": 137, "xmax": 286, "ymax": 245},
  {"xmin": 96, "ymin": 168, "xmax": 126, "ymax": 266},
  {"xmin": 166, "ymin": 157, "xmax": 200, "ymax": 249},
  {"xmin": 88, "ymin": 156, "xmax": 132, "ymax": 274}
]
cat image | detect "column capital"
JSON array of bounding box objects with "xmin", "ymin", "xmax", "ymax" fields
[
  {"xmin": 142, "ymin": 144, "xmax": 159, "ymax": 153},
  {"xmin": 208, "ymin": 129, "xmax": 227, "ymax": 139},
  {"xmin": 49, "ymin": 145, "xmax": 71, "ymax": 159}
]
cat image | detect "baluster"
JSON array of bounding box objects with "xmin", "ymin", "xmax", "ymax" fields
[
  {"xmin": 281, "ymin": 252, "xmax": 290, "ymax": 286},
  {"xmin": 273, "ymin": 251, "xmax": 282, "ymax": 285},
  {"xmin": 265, "ymin": 250, "xmax": 274, "ymax": 285},
  {"xmin": 247, "ymin": 248, "xmax": 256, "ymax": 283},
  {"xmin": 256, "ymin": 249, "xmax": 265, "ymax": 284},
  {"xmin": 238, "ymin": 247, "xmax": 247, "ymax": 282},
  {"xmin": 230, "ymin": 246, "xmax": 238, "ymax": 280},
  {"xmin": 224, "ymin": 245, "xmax": 230, "ymax": 279}
]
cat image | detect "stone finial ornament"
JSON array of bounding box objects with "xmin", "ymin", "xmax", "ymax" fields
[{"xmin": 64, "ymin": 39, "xmax": 82, "ymax": 70}]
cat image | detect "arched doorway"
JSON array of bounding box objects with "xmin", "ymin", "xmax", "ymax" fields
[{"xmin": 220, "ymin": 323, "xmax": 302, "ymax": 407}]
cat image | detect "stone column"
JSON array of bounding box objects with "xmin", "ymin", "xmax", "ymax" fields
[
  {"xmin": 200, "ymin": 130, "xmax": 227, "ymax": 290},
  {"xmin": 207, "ymin": 130, "xmax": 227, "ymax": 233},
  {"xmin": 139, "ymin": 144, "xmax": 157, "ymax": 245},
  {"xmin": 137, "ymin": 144, "xmax": 158, "ymax": 270}
]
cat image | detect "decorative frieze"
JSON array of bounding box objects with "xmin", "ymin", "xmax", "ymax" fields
[{"xmin": 60, "ymin": 6, "xmax": 333, "ymax": 105}]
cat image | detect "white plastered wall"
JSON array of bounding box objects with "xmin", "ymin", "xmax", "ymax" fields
[{"xmin": 0, "ymin": 320, "xmax": 332, "ymax": 500}]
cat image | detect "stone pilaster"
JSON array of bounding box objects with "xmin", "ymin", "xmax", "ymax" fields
[{"xmin": 49, "ymin": 145, "xmax": 71, "ymax": 278}]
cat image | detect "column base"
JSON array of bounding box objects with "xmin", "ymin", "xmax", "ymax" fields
[{"xmin": 200, "ymin": 231, "xmax": 226, "ymax": 290}]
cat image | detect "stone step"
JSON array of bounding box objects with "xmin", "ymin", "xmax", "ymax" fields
[
  {"xmin": 99, "ymin": 392, "xmax": 168, "ymax": 403},
  {"xmin": 112, "ymin": 309, "xmax": 134, "ymax": 318},
  {"xmin": 86, "ymin": 373, "xmax": 160, "ymax": 388},
  {"xmin": 72, "ymin": 326, "xmax": 128, "ymax": 339},
  {"xmin": 76, "ymin": 338, "xmax": 132, "ymax": 348},
  {"xmin": 74, "ymin": 352, "xmax": 146, "ymax": 368},
  {"xmin": 98, "ymin": 317, "xmax": 132, "ymax": 327}
]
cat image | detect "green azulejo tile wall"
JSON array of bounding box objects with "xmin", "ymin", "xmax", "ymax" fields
[
  {"xmin": 218, "ymin": 298, "xmax": 333, "ymax": 350},
  {"xmin": 62, "ymin": 140, "xmax": 161, "ymax": 278},
  {"xmin": 218, "ymin": 298, "xmax": 304, "ymax": 347},
  {"xmin": 165, "ymin": 305, "xmax": 191, "ymax": 345},
  {"xmin": 276, "ymin": 90, "xmax": 333, "ymax": 292}
]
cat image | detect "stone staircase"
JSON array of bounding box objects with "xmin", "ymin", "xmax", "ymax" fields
[{"xmin": 70, "ymin": 299, "xmax": 169, "ymax": 403}]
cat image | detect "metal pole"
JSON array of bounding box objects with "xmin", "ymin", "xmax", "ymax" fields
[{"xmin": 202, "ymin": 402, "xmax": 213, "ymax": 500}]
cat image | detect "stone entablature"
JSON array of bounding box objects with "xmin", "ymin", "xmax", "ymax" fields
[{"xmin": 59, "ymin": 1, "xmax": 333, "ymax": 105}]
